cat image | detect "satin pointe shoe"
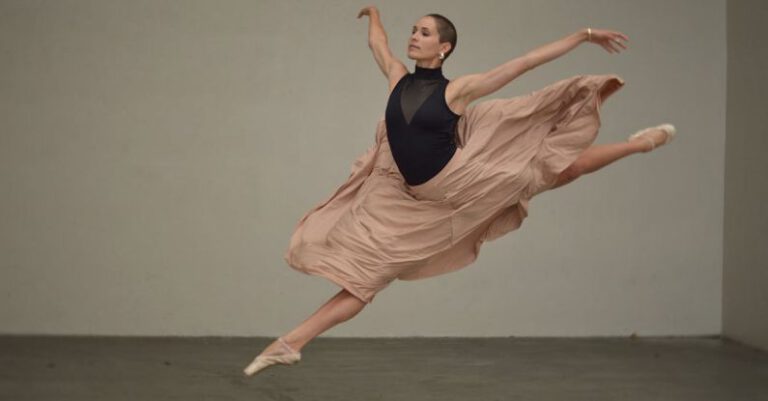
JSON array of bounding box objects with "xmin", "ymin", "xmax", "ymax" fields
[
  {"xmin": 627, "ymin": 123, "xmax": 676, "ymax": 152},
  {"xmin": 243, "ymin": 336, "xmax": 302, "ymax": 376}
]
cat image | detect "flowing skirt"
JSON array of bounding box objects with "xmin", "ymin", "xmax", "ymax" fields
[{"xmin": 283, "ymin": 74, "xmax": 626, "ymax": 304}]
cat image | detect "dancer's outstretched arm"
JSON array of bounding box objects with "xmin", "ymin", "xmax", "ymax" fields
[
  {"xmin": 453, "ymin": 28, "xmax": 629, "ymax": 105},
  {"xmin": 357, "ymin": 5, "xmax": 407, "ymax": 88}
]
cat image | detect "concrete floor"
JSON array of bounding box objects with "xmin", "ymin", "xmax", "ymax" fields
[{"xmin": 1, "ymin": 335, "xmax": 767, "ymax": 400}]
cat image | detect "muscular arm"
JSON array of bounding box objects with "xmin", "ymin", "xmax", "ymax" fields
[
  {"xmin": 459, "ymin": 28, "xmax": 590, "ymax": 103},
  {"xmin": 523, "ymin": 28, "xmax": 590, "ymax": 72},
  {"xmin": 364, "ymin": 9, "xmax": 405, "ymax": 80}
]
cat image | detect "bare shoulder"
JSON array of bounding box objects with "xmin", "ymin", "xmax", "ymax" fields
[
  {"xmin": 446, "ymin": 73, "xmax": 483, "ymax": 116},
  {"xmin": 386, "ymin": 61, "xmax": 409, "ymax": 97}
]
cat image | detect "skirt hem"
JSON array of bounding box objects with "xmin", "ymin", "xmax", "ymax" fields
[{"xmin": 284, "ymin": 253, "xmax": 375, "ymax": 304}]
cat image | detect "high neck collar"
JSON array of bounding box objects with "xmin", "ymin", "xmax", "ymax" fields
[{"xmin": 413, "ymin": 65, "xmax": 444, "ymax": 80}]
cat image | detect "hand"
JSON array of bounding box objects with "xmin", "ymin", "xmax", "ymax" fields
[
  {"xmin": 357, "ymin": 5, "xmax": 378, "ymax": 19},
  {"xmin": 587, "ymin": 28, "xmax": 629, "ymax": 54}
]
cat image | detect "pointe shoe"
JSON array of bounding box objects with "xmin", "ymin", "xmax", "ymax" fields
[
  {"xmin": 628, "ymin": 123, "xmax": 676, "ymax": 152},
  {"xmin": 243, "ymin": 336, "xmax": 302, "ymax": 377}
]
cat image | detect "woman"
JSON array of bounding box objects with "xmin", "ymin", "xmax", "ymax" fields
[{"xmin": 244, "ymin": 7, "xmax": 675, "ymax": 376}]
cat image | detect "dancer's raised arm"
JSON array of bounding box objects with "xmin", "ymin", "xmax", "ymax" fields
[
  {"xmin": 454, "ymin": 28, "xmax": 629, "ymax": 104},
  {"xmin": 357, "ymin": 6, "xmax": 407, "ymax": 85}
]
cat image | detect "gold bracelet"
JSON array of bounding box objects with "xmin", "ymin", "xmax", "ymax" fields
[{"xmin": 587, "ymin": 27, "xmax": 592, "ymax": 42}]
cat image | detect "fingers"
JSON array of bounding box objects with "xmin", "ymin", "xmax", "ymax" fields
[
  {"xmin": 611, "ymin": 31, "xmax": 629, "ymax": 49},
  {"xmin": 597, "ymin": 40, "xmax": 616, "ymax": 54},
  {"xmin": 612, "ymin": 36, "xmax": 628, "ymax": 50},
  {"xmin": 592, "ymin": 29, "xmax": 629, "ymax": 53},
  {"xmin": 602, "ymin": 41, "xmax": 622, "ymax": 54},
  {"xmin": 356, "ymin": 6, "xmax": 370, "ymax": 18},
  {"xmin": 602, "ymin": 31, "xmax": 629, "ymax": 54},
  {"xmin": 612, "ymin": 30, "xmax": 630, "ymax": 42}
]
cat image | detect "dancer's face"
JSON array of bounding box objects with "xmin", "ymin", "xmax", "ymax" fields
[{"xmin": 407, "ymin": 16, "xmax": 451, "ymax": 64}]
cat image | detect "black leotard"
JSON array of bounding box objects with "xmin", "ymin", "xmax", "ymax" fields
[{"xmin": 384, "ymin": 65, "xmax": 461, "ymax": 186}]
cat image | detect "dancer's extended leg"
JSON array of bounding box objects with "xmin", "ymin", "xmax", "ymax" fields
[
  {"xmin": 267, "ymin": 288, "xmax": 366, "ymax": 352},
  {"xmin": 551, "ymin": 126, "xmax": 670, "ymax": 189},
  {"xmin": 243, "ymin": 288, "xmax": 366, "ymax": 375}
]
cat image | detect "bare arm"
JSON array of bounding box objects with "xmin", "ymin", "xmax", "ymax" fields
[
  {"xmin": 457, "ymin": 28, "xmax": 628, "ymax": 103},
  {"xmin": 523, "ymin": 28, "xmax": 591, "ymax": 73},
  {"xmin": 357, "ymin": 6, "xmax": 406, "ymax": 79}
]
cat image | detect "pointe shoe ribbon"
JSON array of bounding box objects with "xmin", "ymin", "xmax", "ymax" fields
[
  {"xmin": 628, "ymin": 123, "xmax": 676, "ymax": 151},
  {"xmin": 243, "ymin": 337, "xmax": 302, "ymax": 376}
]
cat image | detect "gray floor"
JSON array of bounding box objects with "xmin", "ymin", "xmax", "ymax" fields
[{"xmin": 1, "ymin": 335, "xmax": 767, "ymax": 400}]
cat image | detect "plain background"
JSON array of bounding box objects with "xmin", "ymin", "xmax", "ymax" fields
[
  {"xmin": 723, "ymin": 0, "xmax": 768, "ymax": 350},
  {"xmin": 1, "ymin": 0, "xmax": 758, "ymax": 350}
]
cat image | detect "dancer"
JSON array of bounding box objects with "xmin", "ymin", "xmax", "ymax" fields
[{"xmin": 244, "ymin": 7, "xmax": 675, "ymax": 376}]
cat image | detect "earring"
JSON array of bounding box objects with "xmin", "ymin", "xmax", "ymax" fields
[{"xmin": 439, "ymin": 52, "xmax": 445, "ymax": 60}]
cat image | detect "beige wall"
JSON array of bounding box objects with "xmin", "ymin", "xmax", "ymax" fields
[
  {"xmin": 0, "ymin": 0, "xmax": 726, "ymax": 337},
  {"xmin": 723, "ymin": 0, "xmax": 768, "ymax": 350}
]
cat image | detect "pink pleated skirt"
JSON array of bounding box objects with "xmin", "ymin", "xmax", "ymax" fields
[{"xmin": 283, "ymin": 74, "xmax": 626, "ymax": 304}]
